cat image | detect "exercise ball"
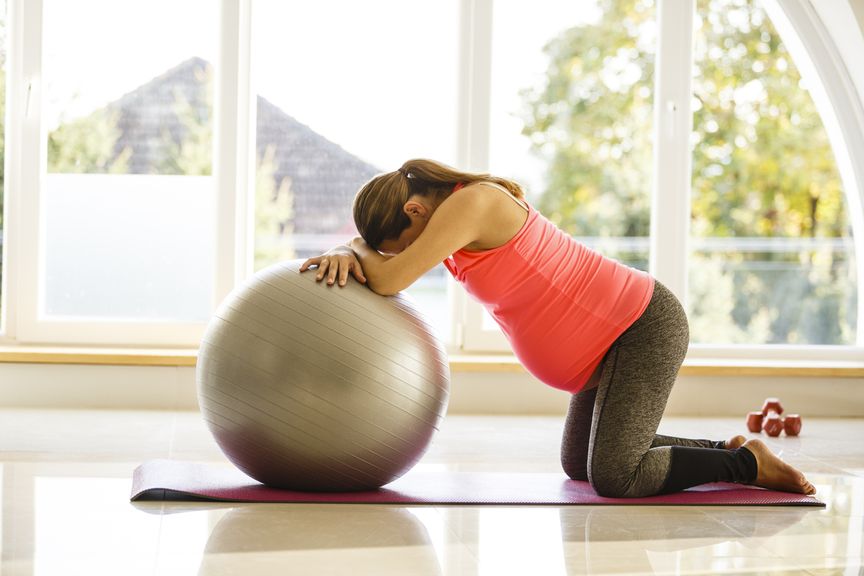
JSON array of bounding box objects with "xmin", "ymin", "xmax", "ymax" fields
[{"xmin": 196, "ymin": 259, "xmax": 450, "ymax": 491}]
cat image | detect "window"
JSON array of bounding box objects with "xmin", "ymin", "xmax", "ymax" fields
[
  {"xmin": 462, "ymin": 0, "xmax": 861, "ymax": 354},
  {"xmin": 688, "ymin": 0, "xmax": 856, "ymax": 345},
  {"xmin": 491, "ymin": 0, "xmax": 655, "ymax": 270},
  {"xmin": 250, "ymin": 0, "xmax": 459, "ymax": 341},
  {"xmin": 0, "ymin": 0, "xmax": 6, "ymax": 333},
  {"xmin": 14, "ymin": 0, "xmax": 218, "ymax": 344},
  {"xmin": 466, "ymin": 0, "xmax": 657, "ymax": 347},
  {"xmin": 4, "ymin": 0, "xmax": 863, "ymax": 359},
  {"xmin": 42, "ymin": 0, "xmax": 216, "ymax": 322}
]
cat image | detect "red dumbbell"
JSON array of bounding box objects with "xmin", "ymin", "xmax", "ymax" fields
[
  {"xmin": 762, "ymin": 413, "xmax": 784, "ymax": 437},
  {"xmin": 761, "ymin": 397, "xmax": 784, "ymax": 416},
  {"xmin": 746, "ymin": 411, "xmax": 764, "ymax": 433},
  {"xmin": 783, "ymin": 414, "xmax": 802, "ymax": 436}
]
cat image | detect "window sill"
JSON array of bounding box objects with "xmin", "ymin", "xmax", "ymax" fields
[{"xmin": 1, "ymin": 346, "xmax": 863, "ymax": 377}]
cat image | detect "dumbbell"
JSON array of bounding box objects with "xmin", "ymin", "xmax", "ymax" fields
[
  {"xmin": 743, "ymin": 398, "xmax": 803, "ymax": 436},
  {"xmin": 746, "ymin": 411, "xmax": 764, "ymax": 433},
  {"xmin": 745, "ymin": 398, "xmax": 784, "ymax": 435},
  {"xmin": 762, "ymin": 413, "xmax": 785, "ymax": 437},
  {"xmin": 761, "ymin": 397, "xmax": 785, "ymax": 436},
  {"xmin": 784, "ymin": 414, "xmax": 802, "ymax": 436},
  {"xmin": 762, "ymin": 397, "xmax": 784, "ymax": 417}
]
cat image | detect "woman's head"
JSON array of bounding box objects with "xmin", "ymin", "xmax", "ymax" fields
[{"xmin": 352, "ymin": 158, "xmax": 524, "ymax": 252}]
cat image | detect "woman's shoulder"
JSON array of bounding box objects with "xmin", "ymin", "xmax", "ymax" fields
[
  {"xmin": 458, "ymin": 181, "xmax": 529, "ymax": 212},
  {"xmin": 446, "ymin": 181, "xmax": 530, "ymax": 251},
  {"xmin": 437, "ymin": 182, "xmax": 500, "ymax": 218},
  {"xmin": 452, "ymin": 180, "xmax": 517, "ymax": 203}
]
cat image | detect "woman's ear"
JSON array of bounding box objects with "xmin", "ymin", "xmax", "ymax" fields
[{"xmin": 403, "ymin": 199, "xmax": 429, "ymax": 219}]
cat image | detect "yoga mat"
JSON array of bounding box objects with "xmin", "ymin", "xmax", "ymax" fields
[{"xmin": 131, "ymin": 460, "xmax": 823, "ymax": 506}]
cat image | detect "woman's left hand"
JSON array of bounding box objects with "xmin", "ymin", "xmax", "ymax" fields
[{"xmin": 299, "ymin": 245, "xmax": 367, "ymax": 287}]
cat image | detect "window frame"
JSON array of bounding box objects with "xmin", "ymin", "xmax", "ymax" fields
[
  {"xmin": 459, "ymin": 0, "xmax": 864, "ymax": 362},
  {"xmin": 3, "ymin": 0, "xmax": 254, "ymax": 346},
  {"xmin": 1, "ymin": 0, "xmax": 862, "ymax": 362}
]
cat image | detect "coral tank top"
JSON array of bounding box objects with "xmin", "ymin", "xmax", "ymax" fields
[{"xmin": 443, "ymin": 185, "xmax": 654, "ymax": 393}]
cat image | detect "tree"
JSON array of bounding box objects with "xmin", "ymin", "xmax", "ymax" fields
[
  {"xmin": 1, "ymin": 17, "xmax": 7, "ymax": 278},
  {"xmin": 0, "ymin": 67, "xmax": 5, "ymax": 234},
  {"xmin": 157, "ymin": 63, "xmax": 212, "ymax": 176},
  {"xmin": 151, "ymin": 65, "xmax": 296, "ymax": 269},
  {"xmin": 521, "ymin": 0, "xmax": 853, "ymax": 344},
  {"xmin": 47, "ymin": 109, "xmax": 131, "ymax": 173},
  {"xmin": 254, "ymin": 145, "xmax": 295, "ymax": 270},
  {"xmin": 521, "ymin": 0, "xmax": 654, "ymax": 241}
]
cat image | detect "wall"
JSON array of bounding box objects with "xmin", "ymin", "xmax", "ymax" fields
[{"xmin": 1, "ymin": 363, "xmax": 862, "ymax": 417}]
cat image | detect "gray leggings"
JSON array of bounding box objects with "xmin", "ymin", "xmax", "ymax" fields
[{"xmin": 560, "ymin": 281, "xmax": 728, "ymax": 497}]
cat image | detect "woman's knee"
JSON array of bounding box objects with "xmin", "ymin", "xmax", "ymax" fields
[
  {"xmin": 588, "ymin": 471, "xmax": 630, "ymax": 498},
  {"xmin": 561, "ymin": 452, "xmax": 588, "ymax": 482},
  {"xmin": 588, "ymin": 447, "xmax": 638, "ymax": 497}
]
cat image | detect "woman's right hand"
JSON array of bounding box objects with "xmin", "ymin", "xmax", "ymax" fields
[{"xmin": 299, "ymin": 245, "xmax": 367, "ymax": 287}]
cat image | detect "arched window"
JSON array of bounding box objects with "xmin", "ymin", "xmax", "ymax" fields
[
  {"xmin": 461, "ymin": 0, "xmax": 864, "ymax": 357},
  {"xmin": 688, "ymin": 0, "xmax": 856, "ymax": 346}
]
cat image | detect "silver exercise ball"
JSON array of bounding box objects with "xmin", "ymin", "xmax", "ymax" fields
[{"xmin": 196, "ymin": 259, "xmax": 450, "ymax": 491}]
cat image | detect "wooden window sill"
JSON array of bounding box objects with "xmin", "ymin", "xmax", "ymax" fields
[{"xmin": 1, "ymin": 346, "xmax": 863, "ymax": 377}]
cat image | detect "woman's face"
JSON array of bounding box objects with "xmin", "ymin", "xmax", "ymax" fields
[
  {"xmin": 377, "ymin": 218, "xmax": 427, "ymax": 255},
  {"xmin": 376, "ymin": 197, "xmax": 432, "ymax": 255}
]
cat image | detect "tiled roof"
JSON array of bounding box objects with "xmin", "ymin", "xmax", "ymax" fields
[{"xmin": 107, "ymin": 57, "xmax": 381, "ymax": 238}]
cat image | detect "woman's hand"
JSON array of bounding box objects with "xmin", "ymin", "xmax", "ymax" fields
[{"xmin": 299, "ymin": 245, "xmax": 367, "ymax": 287}]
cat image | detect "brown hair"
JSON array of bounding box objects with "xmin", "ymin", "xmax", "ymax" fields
[{"xmin": 352, "ymin": 158, "xmax": 524, "ymax": 250}]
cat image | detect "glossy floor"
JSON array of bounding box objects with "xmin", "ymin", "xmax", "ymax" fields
[{"xmin": 1, "ymin": 409, "xmax": 862, "ymax": 575}]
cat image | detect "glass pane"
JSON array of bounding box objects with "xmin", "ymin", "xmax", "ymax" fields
[
  {"xmin": 492, "ymin": 0, "xmax": 656, "ymax": 271},
  {"xmin": 689, "ymin": 0, "xmax": 857, "ymax": 345},
  {"xmin": 252, "ymin": 1, "xmax": 459, "ymax": 341},
  {"xmin": 0, "ymin": 0, "xmax": 6, "ymax": 330},
  {"xmin": 42, "ymin": 0, "xmax": 217, "ymax": 321}
]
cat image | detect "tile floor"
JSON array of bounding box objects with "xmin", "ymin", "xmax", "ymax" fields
[{"xmin": 0, "ymin": 409, "xmax": 862, "ymax": 575}]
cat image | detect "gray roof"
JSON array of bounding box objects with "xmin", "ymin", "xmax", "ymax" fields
[{"xmin": 108, "ymin": 57, "xmax": 381, "ymax": 237}]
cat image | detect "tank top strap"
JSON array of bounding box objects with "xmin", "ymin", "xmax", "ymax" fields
[
  {"xmin": 453, "ymin": 181, "xmax": 529, "ymax": 212},
  {"xmin": 482, "ymin": 181, "xmax": 529, "ymax": 212}
]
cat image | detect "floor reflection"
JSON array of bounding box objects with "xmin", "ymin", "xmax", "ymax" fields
[
  {"xmin": 196, "ymin": 506, "xmax": 442, "ymax": 576},
  {"xmin": 558, "ymin": 505, "xmax": 812, "ymax": 574},
  {"xmin": 1, "ymin": 412, "xmax": 864, "ymax": 575}
]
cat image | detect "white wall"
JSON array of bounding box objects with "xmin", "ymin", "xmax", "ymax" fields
[{"xmin": 1, "ymin": 363, "xmax": 862, "ymax": 417}]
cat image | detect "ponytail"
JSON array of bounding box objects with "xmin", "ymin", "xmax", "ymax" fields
[{"xmin": 396, "ymin": 159, "xmax": 524, "ymax": 200}]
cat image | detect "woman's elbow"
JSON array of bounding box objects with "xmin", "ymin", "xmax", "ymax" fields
[{"xmin": 365, "ymin": 276, "xmax": 401, "ymax": 297}]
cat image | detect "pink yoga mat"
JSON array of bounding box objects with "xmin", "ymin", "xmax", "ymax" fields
[{"xmin": 130, "ymin": 460, "xmax": 823, "ymax": 506}]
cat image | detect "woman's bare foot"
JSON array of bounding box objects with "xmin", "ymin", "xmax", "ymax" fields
[
  {"xmin": 725, "ymin": 434, "xmax": 746, "ymax": 450},
  {"xmin": 743, "ymin": 438, "xmax": 816, "ymax": 495}
]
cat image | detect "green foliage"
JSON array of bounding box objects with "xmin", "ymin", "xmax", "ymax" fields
[
  {"xmin": 254, "ymin": 145, "xmax": 295, "ymax": 271},
  {"xmin": 522, "ymin": 0, "xmax": 655, "ymax": 239},
  {"xmin": 47, "ymin": 109, "xmax": 131, "ymax": 174},
  {"xmin": 158, "ymin": 64, "xmax": 213, "ymax": 176},
  {"xmin": 0, "ymin": 17, "xmax": 6, "ymax": 234},
  {"xmin": 153, "ymin": 64, "xmax": 295, "ymax": 268},
  {"xmin": 688, "ymin": 0, "xmax": 852, "ymax": 344},
  {"xmin": 0, "ymin": 68, "xmax": 5, "ymax": 233},
  {"xmin": 522, "ymin": 0, "xmax": 854, "ymax": 344},
  {"xmin": 690, "ymin": 0, "xmax": 845, "ymax": 240}
]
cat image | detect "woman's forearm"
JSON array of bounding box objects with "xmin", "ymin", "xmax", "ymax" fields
[{"xmin": 348, "ymin": 237, "xmax": 393, "ymax": 292}]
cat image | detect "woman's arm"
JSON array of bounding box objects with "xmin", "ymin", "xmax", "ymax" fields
[
  {"xmin": 347, "ymin": 191, "xmax": 483, "ymax": 295},
  {"xmin": 301, "ymin": 189, "xmax": 484, "ymax": 294}
]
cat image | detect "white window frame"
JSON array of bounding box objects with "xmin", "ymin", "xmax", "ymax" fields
[
  {"xmin": 458, "ymin": 0, "xmax": 864, "ymax": 363},
  {"xmin": 2, "ymin": 0, "xmax": 254, "ymax": 346},
  {"xmin": 1, "ymin": 0, "xmax": 863, "ymax": 361}
]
